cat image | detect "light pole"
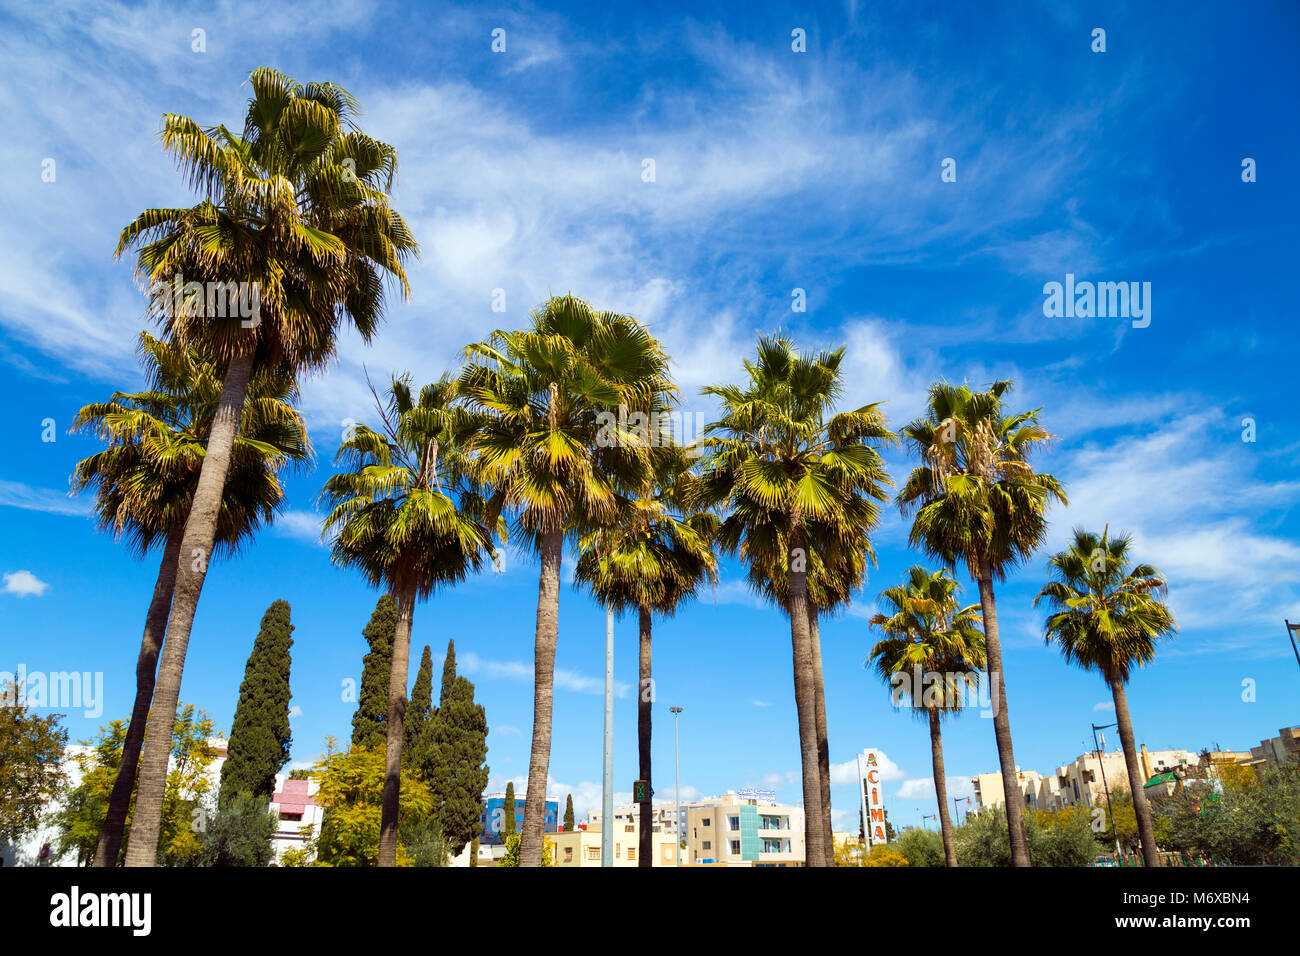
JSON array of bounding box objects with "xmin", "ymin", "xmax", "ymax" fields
[
  {"xmin": 670, "ymin": 705, "xmax": 683, "ymax": 866},
  {"xmin": 1092, "ymin": 721, "xmax": 1121, "ymax": 858},
  {"xmin": 602, "ymin": 606, "xmax": 614, "ymax": 868},
  {"xmin": 1285, "ymin": 620, "xmax": 1300, "ymax": 670}
]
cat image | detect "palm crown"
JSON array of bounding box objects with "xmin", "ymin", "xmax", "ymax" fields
[
  {"xmin": 1035, "ymin": 527, "xmax": 1177, "ymax": 683},
  {"xmin": 71, "ymin": 332, "xmax": 311, "ymax": 555},
  {"xmin": 869, "ymin": 566, "xmax": 987, "ymax": 714}
]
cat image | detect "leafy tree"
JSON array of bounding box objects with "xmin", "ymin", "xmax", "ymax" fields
[
  {"xmin": 398, "ymin": 814, "xmax": 448, "ymax": 867},
  {"xmin": 71, "ymin": 332, "xmax": 309, "ymax": 867},
  {"xmin": 420, "ymin": 640, "xmax": 489, "ymax": 856},
  {"xmin": 1036, "ymin": 527, "xmax": 1177, "ymax": 866},
  {"xmin": 898, "ymin": 380, "xmax": 1066, "ymax": 866},
  {"xmin": 563, "ymin": 794, "xmax": 575, "ymax": 831},
  {"xmin": 1101, "ymin": 785, "xmax": 1140, "ymax": 854},
  {"xmin": 503, "ymin": 781, "xmax": 517, "ymax": 837},
  {"xmin": 404, "ymin": 645, "xmax": 434, "ymax": 759},
  {"xmin": 460, "ymin": 295, "xmax": 673, "ymax": 865},
  {"xmin": 497, "ymin": 831, "xmax": 552, "ymax": 867},
  {"xmin": 573, "ymin": 446, "xmax": 716, "ymax": 865},
  {"xmin": 869, "ymin": 566, "xmax": 985, "ymax": 866},
  {"xmin": 954, "ymin": 805, "xmax": 1096, "ymax": 867},
  {"xmin": 895, "ymin": 826, "xmax": 945, "ymax": 867},
  {"xmin": 322, "ymin": 375, "xmax": 498, "ymax": 866},
  {"xmin": 863, "ymin": 845, "xmax": 909, "ymax": 867},
  {"xmin": 1158, "ymin": 762, "xmax": 1300, "ymax": 865},
  {"xmin": 118, "ymin": 67, "xmax": 416, "ymax": 866},
  {"xmin": 218, "ymin": 600, "xmax": 294, "ymax": 808},
  {"xmin": 301, "ymin": 740, "xmax": 432, "ymax": 867},
  {"xmin": 200, "ymin": 792, "xmax": 276, "ymax": 867},
  {"xmin": 352, "ymin": 595, "xmax": 396, "ymax": 749},
  {"xmin": 0, "ymin": 681, "xmax": 67, "ymax": 854},
  {"xmin": 700, "ymin": 335, "xmax": 893, "ymax": 865}
]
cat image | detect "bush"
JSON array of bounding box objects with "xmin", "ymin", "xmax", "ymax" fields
[
  {"xmin": 955, "ymin": 805, "xmax": 1096, "ymax": 866},
  {"xmin": 1156, "ymin": 762, "xmax": 1300, "ymax": 865},
  {"xmin": 895, "ymin": 826, "xmax": 945, "ymax": 867},
  {"xmin": 200, "ymin": 792, "xmax": 277, "ymax": 867}
]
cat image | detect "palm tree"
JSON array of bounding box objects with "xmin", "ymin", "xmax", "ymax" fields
[
  {"xmin": 699, "ymin": 335, "xmax": 893, "ymax": 866},
  {"xmin": 868, "ymin": 566, "xmax": 986, "ymax": 866},
  {"xmin": 71, "ymin": 332, "xmax": 310, "ymax": 866},
  {"xmin": 321, "ymin": 374, "xmax": 499, "ymax": 867},
  {"xmin": 117, "ymin": 68, "xmax": 416, "ymax": 866},
  {"xmin": 1035, "ymin": 527, "xmax": 1176, "ymax": 867},
  {"xmin": 573, "ymin": 446, "xmax": 717, "ymax": 866},
  {"xmin": 897, "ymin": 380, "xmax": 1066, "ymax": 866},
  {"xmin": 459, "ymin": 295, "xmax": 673, "ymax": 866}
]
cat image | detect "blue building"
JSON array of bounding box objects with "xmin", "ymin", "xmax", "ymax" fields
[{"xmin": 479, "ymin": 792, "xmax": 559, "ymax": 845}]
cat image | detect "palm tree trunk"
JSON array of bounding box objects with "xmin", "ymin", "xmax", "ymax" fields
[
  {"xmin": 928, "ymin": 707, "xmax": 958, "ymax": 866},
  {"xmin": 806, "ymin": 606, "xmax": 833, "ymax": 868},
  {"xmin": 974, "ymin": 554, "xmax": 1030, "ymax": 867},
  {"xmin": 123, "ymin": 350, "xmax": 255, "ymax": 867},
  {"xmin": 377, "ymin": 586, "xmax": 416, "ymax": 867},
  {"xmin": 787, "ymin": 525, "xmax": 825, "ymax": 867},
  {"xmin": 520, "ymin": 527, "xmax": 564, "ymax": 867},
  {"xmin": 637, "ymin": 603, "xmax": 652, "ymax": 867},
  {"xmin": 1111, "ymin": 678, "xmax": 1161, "ymax": 866},
  {"xmin": 93, "ymin": 520, "xmax": 184, "ymax": 867}
]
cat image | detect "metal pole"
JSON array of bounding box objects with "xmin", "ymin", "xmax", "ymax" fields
[
  {"xmin": 1286, "ymin": 621, "xmax": 1300, "ymax": 670},
  {"xmin": 671, "ymin": 706, "xmax": 683, "ymax": 866},
  {"xmin": 602, "ymin": 605, "xmax": 614, "ymax": 868},
  {"xmin": 1092, "ymin": 722, "xmax": 1121, "ymax": 858}
]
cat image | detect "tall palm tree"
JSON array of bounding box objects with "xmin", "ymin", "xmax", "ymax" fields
[
  {"xmin": 117, "ymin": 68, "xmax": 416, "ymax": 866},
  {"xmin": 868, "ymin": 566, "xmax": 986, "ymax": 866},
  {"xmin": 459, "ymin": 295, "xmax": 673, "ymax": 866},
  {"xmin": 1035, "ymin": 527, "xmax": 1176, "ymax": 867},
  {"xmin": 699, "ymin": 335, "xmax": 893, "ymax": 867},
  {"xmin": 71, "ymin": 332, "xmax": 310, "ymax": 866},
  {"xmin": 897, "ymin": 380, "xmax": 1066, "ymax": 866},
  {"xmin": 573, "ymin": 446, "xmax": 717, "ymax": 866},
  {"xmin": 321, "ymin": 374, "xmax": 499, "ymax": 867}
]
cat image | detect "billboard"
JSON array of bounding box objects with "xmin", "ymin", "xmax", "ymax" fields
[{"xmin": 857, "ymin": 749, "xmax": 887, "ymax": 846}]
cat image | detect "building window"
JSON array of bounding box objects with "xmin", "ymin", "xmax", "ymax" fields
[
  {"xmin": 587, "ymin": 847, "xmax": 599, "ymax": 860},
  {"xmin": 728, "ymin": 816, "xmax": 740, "ymax": 831},
  {"xmin": 702, "ymin": 841, "xmax": 711, "ymax": 850},
  {"xmin": 702, "ymin": 818, "xmax": 710, "ymax": 826},
  {"xmin": 730, "ymin": 840, "xmax": 741, "ymax": 855},
  {"xmin": 628, "ymin": 847, "xmax": 636, "ymax": 861},
  {"xmin": 564, "ymin": 847, "xmax": 573, "ymax": 862}
]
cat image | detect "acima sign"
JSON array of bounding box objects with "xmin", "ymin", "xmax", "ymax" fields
[{"xmin": 857, "ymin": 749, "xmax": 887, "ymax": 846}]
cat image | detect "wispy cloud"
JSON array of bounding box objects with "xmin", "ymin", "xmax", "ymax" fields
[
  {"xmin": 3, "ymin": 570, "xmax": 50, "ymax": 597},
  {"xmin": 0, "ymin": 480, "xmax": 90, "ymax": 517}
]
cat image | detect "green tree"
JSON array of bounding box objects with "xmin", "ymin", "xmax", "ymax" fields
[
  {"xmin": 563, "ymin": 794, "xmax": 575, "ymax": 831},
  {"xmin": 420, "ymin": 639, "xmax": 489, "ymax": 857},
  {"xmin": 1159, "ymin": 763, "xmax": 1300, "ymax": 865},
  {"xmin": 460, "ymin": 295, "xmax": 673, "ymax": 866},
  {"xmin": 573, "ymin": 446, "xmax": 716, "ymax": 866},
  {"xmin": 503, "ymin": 781, "xmax": 517, "ymax": 837},
  {"xmin": 1036, "ymin": 527, "xmax": 1177, "ymax": 867},
  {"xmin": 895, "ymin": 826, "xmax": 945, "ymax": 867},
  {"xmin": 898, "ymin": 380, "xmax": 1066, "ymax": 866},
  {"xmin": 200, "ymin": 792, "xmax": 277, "ymax": 867},
  {"xmin": 352, "ymin": 595, "xmax": 396, "ymax": 749},
  {"xmin": 405, "ymin": 645, "xmax": 434, "ymax": 759},
  {"xmin": 0, "ymin": 681, "xmax": 67, "ymax": 856},
  {"xmin": 699, "ymin": 335, "xmax": 893, "ymax": 865},
  {"xmin": 868, "ymin": 566, "xmax": 986, "ymax": 866},
  {"xmin": 118, "ymin": 68, "xmax": 416, "ymax": 867},
  {"xmin": 72, "ymin": 332, "xmax": 309, "ymax": 867},
  {"xmin": 218, "ymin": 600, "xmax": 294, "ymax": 809},
  {"xmin": 497, "ymin": 831, "xmax": 552, "ymax": 867},
  {"xmin": 322, "ymin": 375, "xmax": 498, "ymax": 866}
]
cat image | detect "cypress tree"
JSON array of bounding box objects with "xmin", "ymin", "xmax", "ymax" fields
[
  {"xmin": 218, "ymin": 600, "xmax": 294, "ymax": 809},
  {"xmin": 405, "ymin": 645, "xmax": 434, "ymax": 759},
  {"xmin": 351, "ymin": 595, "xmax": 396, "ymax": 750},
  {"xmin": 503, "ymin": 781, "xmax": 516, "ymax": 837},
  {"xmin": 421, "ymin": 639, "xmax": 489, "ymax": 856},
  {"xmin": 564, "ymin": 794, "xmax": 575, "ymax": 831}
]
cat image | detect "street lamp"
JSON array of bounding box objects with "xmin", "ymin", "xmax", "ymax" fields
[
  {"xmin": 1091, "ymin": 722, "xmax": 1122, "ymax": 858},
  {"xmin": 670, "ymin": 706, "xmax": 683, "ymax": 867},
  {"xmin": 1285, "ymin": 620, "xmax": 1300, "ymax": 670},
  {"xmin": 602, "ymin": 606, "xmax": 614, "ymax": 868}
]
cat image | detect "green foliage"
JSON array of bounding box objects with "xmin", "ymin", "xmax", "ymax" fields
[
  {"xmin": 405, "ymin": 645, "xmax": 434, "ymax": 759},
  {"xmin": 302, "ymin": 741, "xmax": 432, "ymax": 867},
  {"xmin": 54, "ymin": 704, "xmax": 217, "ymax": 866},
  {"xmin": 0, "ymin": 682, "xmax": 67, "ymax": 850},
  {"xmin": 399, "ymin": 814, "xmax": 448, "ymax": 867},
  {"xmin": 564, "ymin": 794, "xmax": 575, "ymax": 831},
  {"xmin": 954, "ymin": 805, "xmax": 1097, "ymax": 867},
  {"xmin": 497, "ymin": 831, "xmax": 552, "ymax": 867},
  {"xmin": 352, "ymin": 596, "xmax": 395, "ymax": 750},
  {"xmin": 895, "ymin": 826, "xmax": 945, "ymax": 867},
  {"xmin": 219, "ymin": 600, "xmax": 294, "ymax": 808},
  {"xmin": 503, "ymin": 781, "xmax": 516, "ymax": 836},
  {"xmin": 418, "ymin": 639, "xmax": 489, "ymax": 856},
  {"xmin": 1156, "ymin": 763, "xmax": 1300, "ymax": 865},
  {"xmin": 1101, "ymin": 786, "xmax": 1140, "ymax": 853},
  {"xmin": 200, "ymin": 792, "xmax": 276, "ymax": 867},
  {"xmin": 863, "ymin": 845, "xmax": 910, "ymax": 867}
]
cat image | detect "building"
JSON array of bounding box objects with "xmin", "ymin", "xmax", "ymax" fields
[
  {"xmin": 268, "ymin": 777, "xmax": 324, "ymax": 864},
  {"xmin": 683, "ymin": 792, "xmax": 805, "ymax": 866},
  {"xmin": 478, "ymin": 791, "xmax": 560, "ymax": 846},
  {"xmin": 972, "ymin": 747, "xmax": 1199, "ymax": 812},
  {"xmin": 588, "ymin": 802, "xmax": 681, "ymax": 840},
  {"xmin": 546, "ymin": 821, "xmax": 679, "ymax": 867},
  {"xmin": 1245, "ymin": 727, "xmax": 1300, "ymax": 768}
]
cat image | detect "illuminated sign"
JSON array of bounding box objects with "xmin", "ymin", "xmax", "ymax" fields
[{"xmin": 857, "ymin": 749, "xmax": 887, "ymax": 846}]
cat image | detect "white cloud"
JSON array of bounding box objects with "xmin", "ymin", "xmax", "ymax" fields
[
  {"xmin": 288, "ymin": 705, "xmax": 303, "ymax": 719},
  {"xmin": 896, "ymin": 777, "xmax": 935, "ymax": 800},
  {"xmin": 3, "ymin": 570, "xmax": 50, "ymax": 597},
  {"xmin": 458, "ymin": 651, "xmax": 628, "ymax": 697},
  {"xmin": 273, "ymin": 510, "xmax": 328, "ymax": 546},
  {"xmin": 0, "ymin": 480, "xmax": 90, "ymax": 517},
  {"xmin": 1093, "ymin": 701, "xmax": 1115, "ymax": 713},
  {"xmin": 752, "ymin": 699, "xmax": 770, "ymax": 708},
  {"xmin": 830, "ymin": 750, "xmax": 905, "ymax": 786}
]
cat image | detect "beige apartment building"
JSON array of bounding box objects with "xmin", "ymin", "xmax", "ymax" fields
[
  {"xmin": 683, "ymin": 793, "xmax": 805, "ymax": 867},
  {"xmin": 972, "ymin": 746, "xmax": 1198, "ymax": 811},
  {"xmin": 545, "ymin": 822, "xmax": 678, "ymax": 867}
]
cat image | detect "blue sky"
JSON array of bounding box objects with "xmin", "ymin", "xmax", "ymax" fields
[{"xmin": 1, "ymin": 0, "xmax": 1297, "ymax": 831}]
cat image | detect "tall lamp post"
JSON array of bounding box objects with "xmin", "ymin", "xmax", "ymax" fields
[
  {"xmin": 1285, "ymin": 620, "xmax": 1300, "ymax": 670},
  {"xmin": 602, "ymin": 606, "xmax": 614, "ymax": 868},
  {"xmin": 670, "ymin": 705, "xmax": 683, "ymax": 867},
  {"xmin": 1092, "ymin": 722, "xmax": 1122, "ymax": 858}
]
